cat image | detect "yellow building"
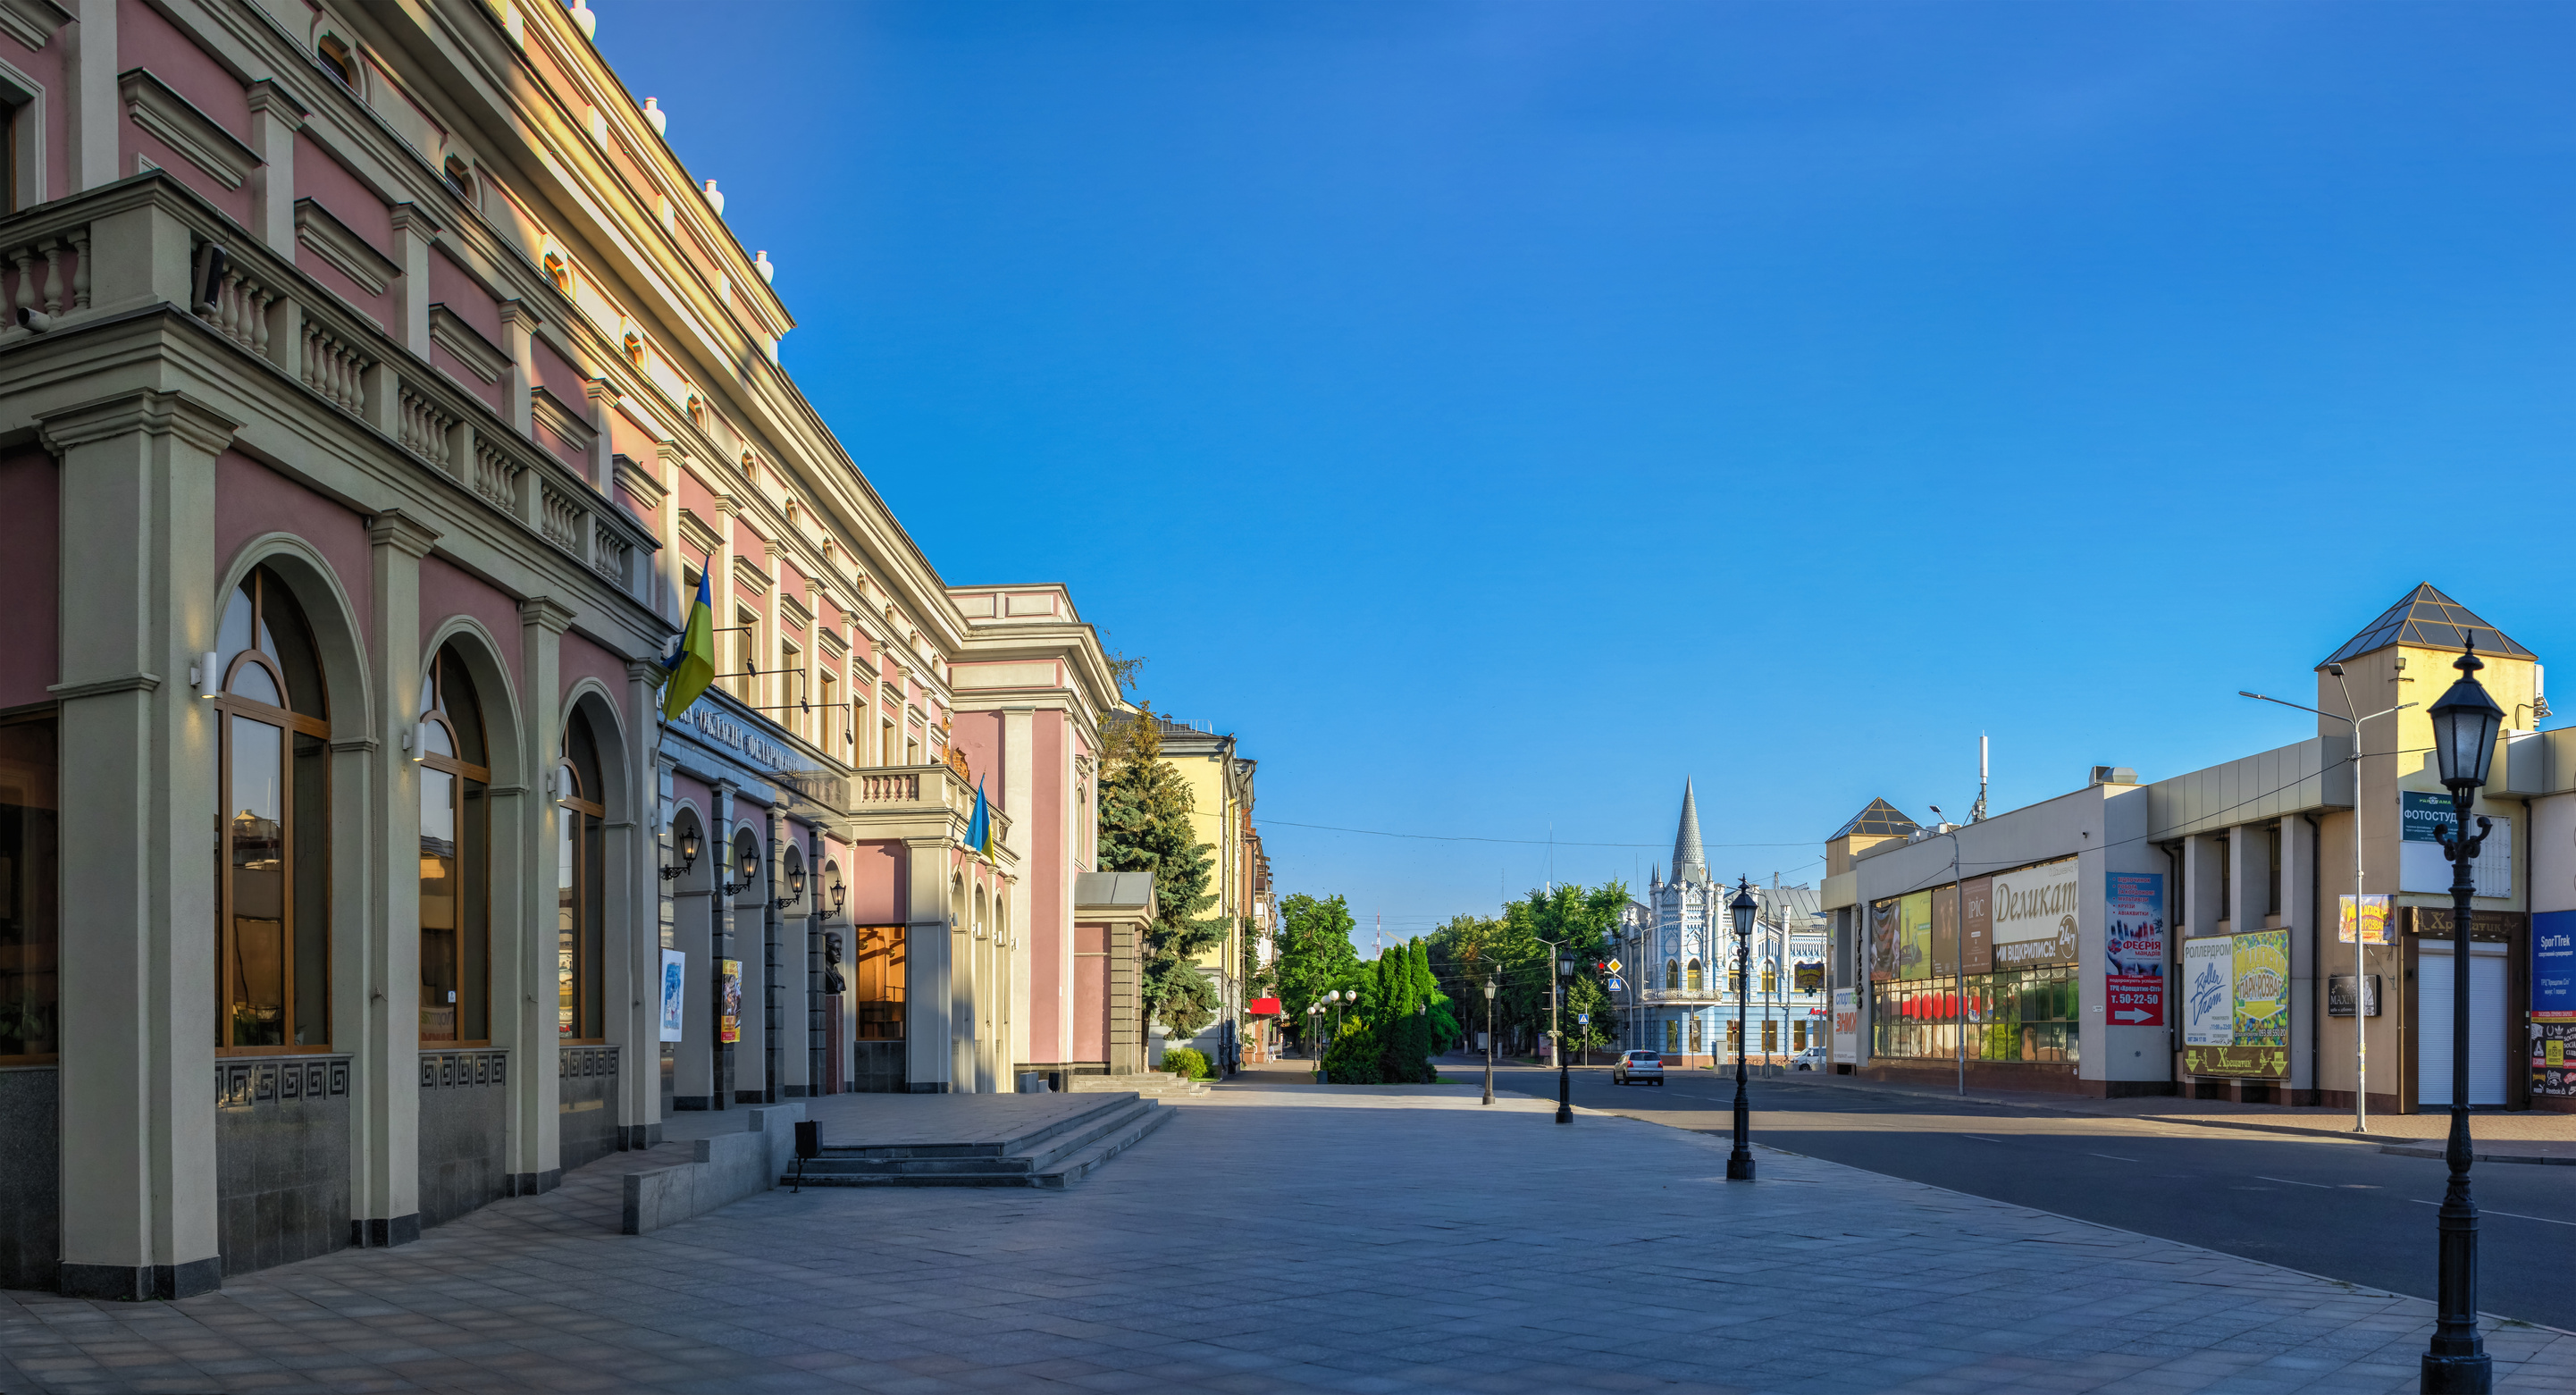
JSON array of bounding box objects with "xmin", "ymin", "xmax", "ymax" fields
[{"xmin": 1152, "ymin": 717, "xmax": 1267, "ymax": 1066}]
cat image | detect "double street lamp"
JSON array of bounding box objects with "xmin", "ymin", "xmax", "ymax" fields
[
  {"xmin": 2422, "ymin": 645, "xmax": 2501, "ymax": 1395},
  {"xmin": 1482, "ymin": 979, "xmax": 1497, "ymax": 1106},
  {"xmin": 1305, "ymin": 1001, "xmax": 1325, "ymax": 1080},
  {"xmin": 1725, "ymin": 878, "xmax": 1758, "ymax": 1181}
]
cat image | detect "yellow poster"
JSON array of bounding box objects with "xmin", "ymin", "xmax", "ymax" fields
[
  {"xmin": 2337, "ymin": 895, "xmax": 2389, "ymax": 945},
  {"xmin": 2233, "ymin": 929, "xmax": 2289, "ymax": 1046},
  {"xmin": 1901, "ymin": 891, "xmax": 1933, "ymax": 980}
]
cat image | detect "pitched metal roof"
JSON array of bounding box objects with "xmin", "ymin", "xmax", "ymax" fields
[
  {"xmin": 2319, "ymin": 584, "xmax": 2533, "ymax": 668},
  {"xmin": 1829, "ymin": 798, "xmax": 1920, "ymax": 841},
  {"xmin": 1672, "ymin": 779, "xmax": 1708, "ymax": 884}
]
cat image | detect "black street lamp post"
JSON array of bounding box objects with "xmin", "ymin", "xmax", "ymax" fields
[
  {"xmin": 2423, "ymin": 645, "xmax": 2501, "ymax": 1395},
  {"xmin": 1726, "ymin": 878, "xmax": 1758, "ymax": 1181},
  {"xmin": 1555, "ymin": 954, "xmax": 1574, "ymax": 1124}
]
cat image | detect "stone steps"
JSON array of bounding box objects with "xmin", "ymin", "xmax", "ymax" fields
[
  {"xmin": 1066, "ymin": 1071, "xmax": 1209, "ymax": 1098},
  {"xmin": 785, "ymin": 1095, "xmax": 1172, "ymax": 1189}
]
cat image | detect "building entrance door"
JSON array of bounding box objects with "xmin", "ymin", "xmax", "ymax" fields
[{"xmin": 2419, "ymin": 944, "xmax": 2506, "ymax": 1107}]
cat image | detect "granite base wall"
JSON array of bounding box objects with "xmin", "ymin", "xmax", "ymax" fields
[
  {"xmin": 852, "ymin": 1040, "xmax": 904, "ymax": 1094},
  {"xmin": 0, "ymin": 1066, "xmax": 59, "ymax": 1290},
  {"xmin": 417, "ymin": 1049, "xmax": 509, "ymax": 1230},
  {"xmin": 558, "ymin": 1044, "xmax": 619, "ymax": 1172},
  {"xmin": 215, "ymin": 1055, "xmax": 351, "ymax": 1277}
]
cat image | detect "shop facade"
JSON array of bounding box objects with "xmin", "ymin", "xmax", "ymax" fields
[{"xmin": 1823, "ymin": 587, "xmax": 2548, "ymax": 1112}]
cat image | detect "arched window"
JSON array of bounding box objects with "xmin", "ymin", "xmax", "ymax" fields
[
  {"xmin": 316, "ymin": 34, "xmax": 359, "ymax": 89},
  {"xmin": 1761, "ymin": 964, "xmax": 1777, "ymax": 996},
  {"xmin": 215, "ymin": 566, "xmax": 331, "ymax": 1051},
  {"xmin": 543, "ymin": 252, "xmax": 571, "ymax": 295},
  {"xmin": 1686, "ymin": 959, "xmax": 1703, "ymax": 995},
  {"xmin": 443, "ymin": 155, "xmax": 476, "ymax": 206},
  {"xmin": 623, "ymin": 332, "xmax": 644, "ymax": 367},
  {"xmin": 1666, "ymin": 959, "xmax": 1679, "ymax": 991},
  {"xmin": 557, "ymin": 710, "xmax": 607, "ymax": 1041},
  {"xmin": 418, "ymin": 645, "xmax": 490, "ymax": 1044}
]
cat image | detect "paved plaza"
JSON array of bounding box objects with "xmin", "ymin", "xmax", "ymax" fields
[{"xmin": 4, "ymin": 1076, "xmax": 2573, "ymax": 1394}]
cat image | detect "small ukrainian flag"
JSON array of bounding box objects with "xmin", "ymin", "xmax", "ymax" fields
[
  {"xmin": 659, "ymin": 563, "xmax": 716, "ymax": 720},
  {"xmin": 965, "ymin": 778, "xmax": 996, "ymax": 861}
]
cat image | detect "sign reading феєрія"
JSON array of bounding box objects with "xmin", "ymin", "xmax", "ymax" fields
[{"xmin": 2103, "ymin": 871, "xmax": 2164, "ymax": 1027}]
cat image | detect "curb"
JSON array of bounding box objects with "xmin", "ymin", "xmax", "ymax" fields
[{"xmin": 2379, "ymin": 1142, "xmax": 2576, "ymax": 1167}]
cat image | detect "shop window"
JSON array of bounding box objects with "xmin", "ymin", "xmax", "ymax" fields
[
  {"xmin": 0, "ymin": 713, "xmax": 58, "ymax": 1062},
  {"xmin": 1664, "ymin": 1020, "xmax": 1678, "ymax": 1055},
  {"xmin": 556, "ymin": 710, "xmax": 607, "ymax": 1042},
  {"xmin": 418, "ymin": 646, "xmax": 491, "ymax": 1045},
  {"xmin": 855, "ymin": 925, "xmax": 905, "ymax": 1039},
  {"xmin": 1761, "ymin": 1019, "xmax": 1778, "ymax": 1055},
  {"xmin": 1686, "ymin": 958, "xmax": 1702, "ymax": 994},
  {"xmin": 215, "ymin": 566, "xmax": 331, "ymax": 1052},
  {"xmin": 1791, "ymin": 1021, "xmax": 1808, "ymax": 1052}
]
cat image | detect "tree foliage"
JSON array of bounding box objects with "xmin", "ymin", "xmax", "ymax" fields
[
  {"xmin": 1423, "ymin": 881, "xmax": 1630, "ymax": 1056},
  {"xmin": 1096, "ymin": 703, "xmax": 1222, "ymax": 1038},
  {"xmin": 1274, "ymin": 892, "xmax": 1364, "ymax": 1047}
]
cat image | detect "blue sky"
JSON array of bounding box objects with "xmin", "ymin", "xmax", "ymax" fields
[{"xmin": 599, "ymin": 1, "xmax": 2576, "ymax": 945}]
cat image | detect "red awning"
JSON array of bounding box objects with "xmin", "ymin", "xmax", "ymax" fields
[{"xmin": 1247, "ymin": 997, "xmax": 1282, "ymax": 1016}]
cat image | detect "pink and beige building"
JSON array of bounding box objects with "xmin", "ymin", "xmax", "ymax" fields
[{"xmin": 0, "ymin": 0, "xmax": 1140, "ymax": 1298}]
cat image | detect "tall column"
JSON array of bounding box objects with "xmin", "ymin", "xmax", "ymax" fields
[
  {"xmin": 653, "ymin": 442, "xmax": 689, "ymax": 622},
  {"xmin": 804, "ymin": 821, "xmax": 826, "ymax": 1096},
  {"xmin": 43, "ymin": 390, "xmax": 237, "ymax": 1299},
  {"xmin": 498, "ymin": 301, "xmax": 538, "ymax": 439},
  {"xmin": 245, "ymin": 80, "xmax": 305, "ymax": 258},
  {"xmin": 772, "ymin": 812, "xmax": 810, "ymax": 1099},
  {"xmin": 709, "ymin": 779, "xmax": 736, "ymax": 1108},
  {"xmin": 356, "ymin": 510, "xmax": 439, "ymax": 1246},
  {"xmin": 1003, "ymin": 708, "xmax": 1035, "ymax": 1077},
  {"xmin": 2286, "ymin": 816, "xmax": 2319, "ymax": 1097},
  {"xmin": 510, "ymin": 597, "xmax": 572, "ymax": 1190},
  {"xmin": 66, "ymin": 0, "xmax": 119, "ymax": 193},
  {"xmin": 904, "ymin": 837, "xmax": 952, "ymax": 1092},
  {"xmin": 653, "ymin": 750, "xmax": 680, "ymax": 1130},
  {"xmin": 616, "ymin": 660, "xmax": 661, "ymax": 1145}
]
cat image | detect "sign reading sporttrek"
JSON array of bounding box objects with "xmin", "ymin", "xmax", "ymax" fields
[{"xmin": 1990, "ymin": 858, "xmax": 2079, "ymax": 968}]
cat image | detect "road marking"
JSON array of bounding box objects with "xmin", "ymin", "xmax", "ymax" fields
[
  {"xmin": 2256, "ymin": 1176, "xmax": 2332, "ymax": 1189},
  {"xmin": 2409, "ymin": 1199, "xmax": 2576, "ymax": 1227},
  {"xmin": 2089, "ymin": 1153, "xmax": 2139, "ymax": 1162},
  {"xmin": 1960, "ymin": 1135, "xmax": 2007, "ymax": 1143}
]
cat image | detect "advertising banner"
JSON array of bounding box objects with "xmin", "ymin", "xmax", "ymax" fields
[
  {"xmin": 658, "ymin": 948, "xmax": 687, "ymax": 1042},
  {"xmin": 1992, "ymin": 858, "xmax": 2080, "ymax": 968},
  {"xmin": 2337, "ymin": 895, "xmax": 2391, "ymax": 946},
  {"xmin": 2181, "ymin": 929, "xmax": 2290, "ymax": 1078},
  {"xmin": 1869, "ymin": 898, "xmax": 1900, "ymax": 982},
  {"xmin": 2103, "ymin": 871, "xmax": 2165, "ymax": 1028},
  {"xmin": 1901, "ymin": 890, "xmax": 1933, "ymax": 980},
  {"xmin": 1831, "ymin": 987, "xmax": 1858, "ymax": 1063},
  {"xmin": 2535, "ymin": 910, "xmax": 2576, "ymax": 1022},
  {"xmin": 2182, "ymin": 937, "xmax": 2232, "ymax": 1047},
  {"xmin": 2535, "ymin": 1021, "xmax": 2576, "ymax": 1099},
  {"xmin": 1962, "ymin": 875, "xmax": 1993, "ymax": 976},
  {"xmin": 2327, "ymin": 974, "xmax": 2381, "ymax": 1018},
  {"xmin": 1931, "ymin": 883, "xmax": 1959, "ymax": 980},
  {"xmin": 717, "ymin": 958, "xmax": 743, "ymax": 1044},
  {"xmin": 1794, "ymin": 961, "xmax": 1824, "ymax": 994},
  {"xmin": 2400, "ymin": 791, "xmax": 2511, "ymax": 897}
]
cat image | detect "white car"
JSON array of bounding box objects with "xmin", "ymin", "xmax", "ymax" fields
[
  {"xmin": 1791, "ymin": 1046, "xmax": 1828, "ymax": 1071},
  {"xmin": 1611, "ymin": 1050, "xmax": 1665, "ymax": 1086}
]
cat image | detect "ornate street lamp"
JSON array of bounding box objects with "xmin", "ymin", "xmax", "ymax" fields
[
  {"xmin": 1726, "ymin": 878, "xmax": 1758, "ymax": 1181},
  {"xmin": 2422, "ymin": 644, "xmax": 2501, "ymax": 1395},
  {"xmin": 660, "ymin": 821, "xmax": 701, "ymax": 881},
  {"xmin": 1555, "ymin": 954, "xmax": 1574, "ymax": 1124},
  {"xmin": 827, "ymin": 864, "xmax": 846, "ymax": 917},
  {"xmin": 1482, "ymin": 978, "xmax": 1498, "ymax": 1106},
  {"xmin": 1306, "ymin": 1001, "xmax": 1326, "ymax": 1080}
]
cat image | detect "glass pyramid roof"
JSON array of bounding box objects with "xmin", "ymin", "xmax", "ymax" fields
[
  {"xmin": 1830, "ymin": 798, "xmax": 1921, "ymax": 841},
  {"xmin": 2319, "ymin": 584, "xmax": 2533, "ymax": 668}
]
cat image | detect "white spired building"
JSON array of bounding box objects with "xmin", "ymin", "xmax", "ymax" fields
[{"xmin": 1629, "ymin": 782, "xmax": 1829, "ymax": 1065}]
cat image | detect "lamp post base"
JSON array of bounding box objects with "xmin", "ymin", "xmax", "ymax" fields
[
  {"xmin": 2421, "ymin": 1353, "xmax": 2491, "ymax": 1394},
  {"xmin": 1725, "ymin": 1151, "xmax": 1755, "ymax": 1181}
]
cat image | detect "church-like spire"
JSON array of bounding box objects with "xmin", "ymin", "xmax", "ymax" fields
[{"xmin": 1672, "ymin": 779, "xmax": 1708, "ymax": 885}]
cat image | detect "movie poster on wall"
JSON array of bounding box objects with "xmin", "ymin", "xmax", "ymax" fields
[
  {"xmin": 2103, "ymin": 871, "xmax": 2164, "ymax": 1028},
  {"xmin": 2182, "ymin": 929, "xmax": 2291, "ymax": 1078},
  {"xmin": 1991, "ymin": 858, "xmax": 2079, "ymax": 968},
  {"xmin": 1870, "ymin": 899, "xmax": 1900, "ymax": 982},
  {"xmin": 1901, "ymin": 890, "xmax": 1933, "ymax": 980},
  {"xmin": 1962, "ymin": 876, "xmax": 1993, "ymax": 976}
]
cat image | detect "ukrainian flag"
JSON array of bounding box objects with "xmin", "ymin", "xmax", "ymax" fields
[
  {"xmin": 965, "ymin": 778, "xmax": 996, "ymax": 861},
  {"xmin": 659, "ymin": 565, "xmax": 716, "ymax": 720}
]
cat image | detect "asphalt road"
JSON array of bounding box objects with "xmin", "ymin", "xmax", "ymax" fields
[{"xmin": 1481, "ymin": 1059, "xmax": 2576, "ymax": 1331}]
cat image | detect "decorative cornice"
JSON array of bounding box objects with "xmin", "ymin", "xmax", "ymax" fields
[
  {"xmin": 243, "ymin": 79, "xmax": 307, "ymax": 131},
  {"xmin": 294, "ymin": 197, "xmax": 399, "ymax": 296},
  {"xmin": 0, "ymin": 0, "xmax": 71, "ymax": 55},
  {"xmin": 626, "ymin": 658, "xmax": 667, "ymax": 684},
  {"xmin": 39, "ymin": 390, "xmax": 239, "ymax": 456},
  {"xmin": 734, "ymin": 552, "xmax": 773, "ymax": 596},
  {"xmin": 676, "ymin": 508, "xmax": 723, "ymax": 559},
  {"xmin": 46, "ymin": 673, "xmax": 161, "ymax": 702},
  {"xmin": 518, "ymin": 595, "xmax": 576, "ymax": 634},
  {"xmin": 496, "ymin": 298, "xmax": 542, "ymax": 335},
  {"xmin": 119, "ymin": 68, "xmax": 259, "ymax": 192},
  {"xmin": 329, "ymin": 736, "xmax": 381, "ymax": 754},
  {"xmin": 365, "ymin": 508, "xmax": 441, "ymax": 559},
  {"xmin": 614, "ymin": 454, "xmax": 667, "ymax": 509},
  {"xmin": 531, "ymin": 387, "xmax": 597, "ymax": 450},
  {"xmin": 428, "ymin": 305, "xmax": 509, "ymax": 383}
]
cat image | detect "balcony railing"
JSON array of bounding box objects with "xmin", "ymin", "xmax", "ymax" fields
[{"xmin": 0, "ymin": 173, "xmax": 659, "ymax": 601}]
